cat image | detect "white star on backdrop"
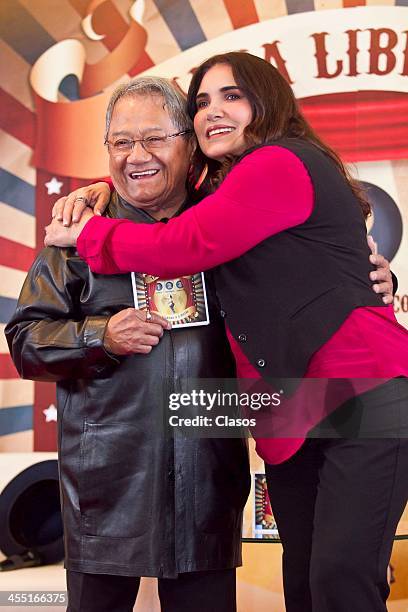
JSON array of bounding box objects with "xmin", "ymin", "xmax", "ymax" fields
[
  {"xmin": 45, "ymin": 177, "xmax": 63, "ymax": 195},
  {"xmin": 43, "ymin": 403, "xmax": 58, "ymax": 423}
]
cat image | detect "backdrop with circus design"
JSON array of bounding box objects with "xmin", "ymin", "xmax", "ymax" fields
[{"xmin": 1, "ymin": 1, "xmax": 407, "ymax": 608}]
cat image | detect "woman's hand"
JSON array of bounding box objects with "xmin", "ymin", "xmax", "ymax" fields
[
  {"xmin": 367, "ymin": 236, "xmax": 393, "ymax": 304},
  {"xmin": 52, "ymin": 182, "xmax": 110, "ymax": 226},
  {"xmin": 44, "ymin": 208, "xmax": 95, "ymax": 248}
]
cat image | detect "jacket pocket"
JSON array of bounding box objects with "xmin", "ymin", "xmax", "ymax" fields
[
  {"xmin": 78, "ymin": 421, "xmax": 152, "ymax": 538},
  {"xmin": 194, "ymin": 438, "xmax": 250, "ymax": 534}
]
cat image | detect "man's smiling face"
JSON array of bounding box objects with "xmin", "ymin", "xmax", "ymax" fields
[{"xmin": 108, "ymin": 93, "xmax": 194, "ymax": 218}]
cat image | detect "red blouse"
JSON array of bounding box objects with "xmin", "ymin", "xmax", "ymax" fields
[{"xmin": 78, "ymin": 146, "xmax": 408, "ymax": 463}]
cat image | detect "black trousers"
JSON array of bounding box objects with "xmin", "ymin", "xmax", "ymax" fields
[
  {"xmin": 66, "ymin": 567, "xmax": 236, "ymax": 612},
  {"xmin": 265, "ymin": 379, "xmax": 408, "ymax": 612}
]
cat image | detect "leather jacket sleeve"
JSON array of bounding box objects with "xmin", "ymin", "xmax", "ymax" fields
[{"xmin": 5, "ymin": 247, "xmax": 119, "ymax": 382}]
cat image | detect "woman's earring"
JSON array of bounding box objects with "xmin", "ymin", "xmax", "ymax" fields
[{"xmin": 194, "ymin": 164, "xmax": 208, "ymax": 191}]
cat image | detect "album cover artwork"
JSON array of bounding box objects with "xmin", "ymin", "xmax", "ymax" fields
[{"xmin": 131, "ymin": 272, "xmax": 210, "ymax": 328}]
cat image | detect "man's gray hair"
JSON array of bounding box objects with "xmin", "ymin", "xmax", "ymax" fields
[{"xmin": 105, "ymin": 77, "xmax": 193, "ymax": 140}]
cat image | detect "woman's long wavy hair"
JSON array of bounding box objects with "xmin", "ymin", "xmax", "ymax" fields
[{"xmin": 187, "ymin": 52, "xmax": 370, "ymax": 218}]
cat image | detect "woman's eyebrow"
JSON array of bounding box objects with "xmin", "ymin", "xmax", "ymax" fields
[
  {"xmin": 220, "ymin": 86, "xmax": 241, "ymax": 92},
  {"xmin": 196, "ymin": 85, "xmax": 241, "ymax": 100}
]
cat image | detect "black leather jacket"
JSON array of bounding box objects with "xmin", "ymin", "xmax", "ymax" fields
[{"xmin": 5, "ymin": 194, "xmax": 250, "ymax": 577}]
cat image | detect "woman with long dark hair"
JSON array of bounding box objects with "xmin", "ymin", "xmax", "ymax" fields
[{"xmin": 45, "ymin": 52, "xmax": 408, "ymax": 611}]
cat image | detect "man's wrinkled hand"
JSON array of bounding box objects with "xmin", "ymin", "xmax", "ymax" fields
[{"xmin": 104, "ymin": 309, "xmax": 172, "ymax": 355}]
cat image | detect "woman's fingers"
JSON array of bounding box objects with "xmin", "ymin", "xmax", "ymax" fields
[
  {"xmin": 51, "ymin": 183, "xmax": 110, "ymax": 225},
  {"xmin": 62, "ymin": 195, "xmax": 88, "ymax": 226},
  {"xmin": 367, "ymin": 234, "xmax": 378, "ymax": 255},
  {"xmin": 88, "ymin": 183, "xmax": 111, "ymax": 218},
  {"xmin": 92, "ymin": 194, "xmax": 108, "ymax": 217},
  {"xmin": 52, "ymin": 196, "xmax": 67, "ymax": 220},
  {"xmin": 70, "ymin": 198, "xmax": 90, "ymax": 225}
]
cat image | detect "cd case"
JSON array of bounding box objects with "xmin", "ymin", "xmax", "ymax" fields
[{"xmin": 131, "ymin": 272, "xmax": 210, "ymax": 328}]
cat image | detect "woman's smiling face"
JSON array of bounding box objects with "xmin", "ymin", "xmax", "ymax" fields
[{"xmin": 193, "ymin": 63, "xmax": 253, "ymax": 161}]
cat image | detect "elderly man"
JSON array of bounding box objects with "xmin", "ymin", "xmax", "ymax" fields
[{"xmin": 6, "ymin": 78, "xmax": 250, "ymax": 612}]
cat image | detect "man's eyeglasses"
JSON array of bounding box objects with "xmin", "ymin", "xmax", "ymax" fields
[{"xmin": 104, "ymin": 130, "xmax": 192, "ymax": 156}]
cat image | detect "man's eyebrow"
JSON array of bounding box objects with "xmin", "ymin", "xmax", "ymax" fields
[
  {"xmin": 110, "ymin": 127, "xmax": 166, "ymax": 137},
  {"xmin": 196, "ymin": 86, "xmax": 242, "ymax": 100},
  {"xmin": 109, "ymin": 130, "xmax": 132, "ymax": 138}
]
